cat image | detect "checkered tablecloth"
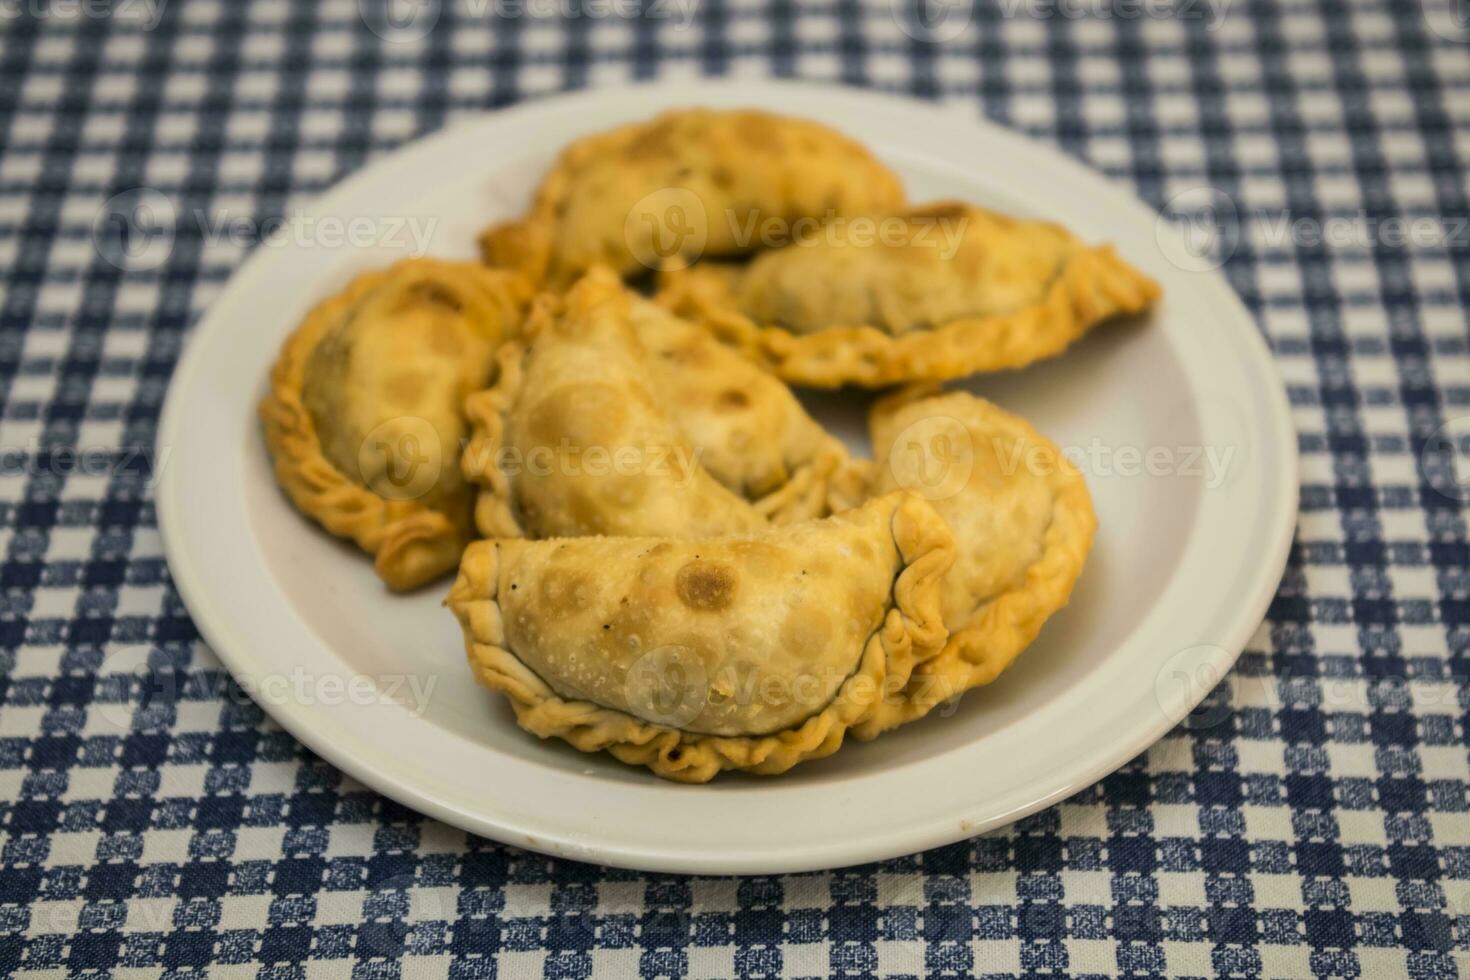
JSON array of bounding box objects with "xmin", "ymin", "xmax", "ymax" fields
[{"xmin": 2, "ymin": 0, "xmax": 1468, "ymax": 976}]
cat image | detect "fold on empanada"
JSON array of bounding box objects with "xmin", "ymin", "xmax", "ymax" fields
[
  {"xmin": 628, "ymin": 292, "xmax": 851, "ymax": 522},
  {"xmin": 843, "ymin": 388, "xmax": 1096, "ymax": 737},
  {"xmin": 260, "ymin": 258, "xmax": 530, "ymax": 590},
  {"xmin": 480, "ymin": 108, "xmax": 906, "ymax": 290},
  {"xmin": 462, "ymin": 268, "xmax": 768, "ymax": 539},
  {"xmin": 659, "ymin": 202, "xmax": 1161, "ymax": 388},
  {"xmin": 447, "ymin": 492, "xmax": 954, "ymax": 782}
]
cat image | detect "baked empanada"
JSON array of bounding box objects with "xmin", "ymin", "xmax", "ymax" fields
[
  {"xmin": 480, "ymin": 108, "xmax": 906, "ymax": 290},
  {"xmin": 462, "ymin": 268, "xmax": 767, "ymax": 539},
  {"xmin": 260, "ymin": 258, "xmax": 530, "ymax": 590},
  {"xmin": 628, "ymin": 292, "xmax": 851, "ymax": 522},
  {"xmin": 447, "ymin": 492, "xmax": 953, "ymax": 782},
  {"xmin": 659, "ymin": 202, "xmax": 1161, "ymax": 388},
  {"xmin": 846, "ymin": 388, "xmax": 1096, "ymax": 737}
]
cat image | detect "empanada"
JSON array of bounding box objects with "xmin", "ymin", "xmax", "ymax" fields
[
  {"xmin": 846, "ymin": 388, "xmax": 1097, "ymax": 737},
  {"xmin": 480, "ymin": 108, "xmax": 906, "ymax": 290},
  {"xmin": 659, "ymin": 202, "xmax": 1161, "ymax": 388},
  {"xmin": 447, "ymin": 492, "xmax": 953, "ymax": 782},
  {"xmin": 462, "ymin": 268, "xmax": 768, "ymax": 539},
  {"xmin": 260, "ymin": 258, "xmax": 530, "ymax": 590},
  {"xmin": 628, "ymin": 292, "xmax": 851, "ymax": 522}
]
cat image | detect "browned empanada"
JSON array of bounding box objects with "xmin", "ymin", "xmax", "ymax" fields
[
  {"xmin": 628, "ymin": 292, "xmax": 851, "ymax": 522},
  {"xmin": 260, "ymin": 258, "xmax": 529, "ymax": 590},
  {"xmin": 461, "ymin": 268, "xmax": 768, "ymax": 539},
  {"xmin": 480, "ymin": 108, "xmax": 906, "ymax": 290},
  {"xmin": 659, "ymin": 202, "xmax": 1161, "ymax": 388},
  {"xmin": 447, "ymin": 491, "xmax": 953, "ymax": 782},
  {"xmin": 844, "ymin": 388, "xmax": 1097, "ymax": 736}
]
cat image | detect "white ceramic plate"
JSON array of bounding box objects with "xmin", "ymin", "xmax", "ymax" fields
[{"xmin": 157, "ymin": 81, "xmax": 1297, "ymax": 874}]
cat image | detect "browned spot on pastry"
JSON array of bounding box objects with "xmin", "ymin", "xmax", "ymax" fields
[
  {"xmin": 626, "ymin": 121, "xmax": 677, "ymax": 160},
  {"xmin": 539, "ymin": 566, "xmax": 592, "ymax": 612},
  {"xmin": 384, "ymin": 370, "xmax": 430, "ymax": 406},
  {"xmin": 675, "ymin": 559, "xmax": 737, "ymax": 612},
  {"xmin": 397, "ymin": 282, "xmax": 463, "ymax": 315},
  {"xmin": 781, "ymin": 608, "xmax": 832, "ymax": 653},
  {"xmin": 425, "ymin": 317, "xmax": 465, "ymax": 357},
  {"xmin": 526, "ymin": 383, "xmax": 628, "ymax": 449},
  {"xmin": 909, "ymin": 201, "xmax": 971, "ymax": 222},
  {"xmin": 734, "ymin": 115, "xmax": 780, "ymax": 152},
  {"xmin": 716, "ymin": 389, "xmax": 749, "ymax": 410},
  {"xmin": 672, "ymin": 340, "xmax": 707, "ymax": 365}
]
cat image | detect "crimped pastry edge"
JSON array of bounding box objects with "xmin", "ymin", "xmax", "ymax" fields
[
  {"xmin": 462, "ymin": 267, "xmax": 856, "ymax": 531},
  {"xmin": 850, "ymin": 386, "xmax": 1098, "ymax": 737},
  {"xmin": 479, "ymin": 108, "xmax": 907, "ymax": 290},
  {"xmin": 659, "ymin": 244, "xmax": 1161, "ymax": 389},
  {"xmin": 445, "ymin": 493, "xmax": 954, "ymax": 782},
  {"xmin": 258, "ymin": 259, "xmax": 527, "ymax": 590}
]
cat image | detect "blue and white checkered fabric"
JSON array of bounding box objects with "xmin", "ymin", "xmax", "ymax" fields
[{"xmin": 2, "ymin": 0, "xmax": 1469, "ymax": 976}]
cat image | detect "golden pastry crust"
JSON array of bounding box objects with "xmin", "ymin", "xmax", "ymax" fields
[
  {"xmin": 658, "ymin": 202, "xmax": 1161, "ymax": 388},
  {"xmin": 260, "ymin": 258, "xmax": 530, "ymax": 591},
  {"xmin": 480, "ymin": 108, "xmax": 906, "ymax": 290},
  {"xmin": 628, "ymin": 294, "xmax": 851, "ymax": 522},
  {"xmin": 446, "ymin": 492, "xmax": 953, "ymax": 782},
  {"xmin": 850, "ymin": 388, "xmax": 1097, "ymax": 737},
  {"xmin": 461, "ymin": 268, "xmax": 768, "ymax": 540}
]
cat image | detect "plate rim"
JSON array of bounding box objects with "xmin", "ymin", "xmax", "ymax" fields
[{"xmin": 157, "ymin": 78, "xmax": 1299, "ymax": 874}]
